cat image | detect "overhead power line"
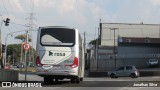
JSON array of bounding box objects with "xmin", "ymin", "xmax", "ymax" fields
[
  {"xmin": 0, "ymin": 0, "xmax": 23, "ymax": 30},
  {"xmin": 10, "ymin": 22, "xmax": 27, "ymax": 27},
  {"xmin": 1, "ymin": 0, "xmax": 9, "ymax": 16},
  {"xmin": 7, "ymin": 0, "xmax": 16, "ymax": 18}
]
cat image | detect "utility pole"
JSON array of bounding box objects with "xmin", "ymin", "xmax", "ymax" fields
[
  {"xmin": 26, "ymin": 14, "xmax": 36, "ymax": 64},
  {"xmin": 83, "ymin": 32, "xmax": 86, "ymax": 70},
  {"xmin": 0, "ymin": 21, "xmax": 3, "ymax": 68},
  {"xmin": 110, "ymin": 28, "xmax": 118, "ymax": 68},
  {"xmin": 26, "ymin": 0, "xmax": 36, "ymax": 65},
  {"xmin": 84, "ymin": 32, "xmax": 86, "ymax": 53},
  {"xmin": 25, "ymin": 30, "xmax": 29, "ymax": 81},
  {"xmin": 23, "ymin": 1, "xmax": 36, "ymax": 80},
  {"xmin": 159, "ymin": 25, "xmax": 160, "ymax": 38},
  {"xmin": 95, "ymin": 27, "xmax": 100, "ymax": 71}
]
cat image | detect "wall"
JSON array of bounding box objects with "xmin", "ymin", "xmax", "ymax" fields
[
  {"xmin": 100, "ymin": 23, "xmax": 160, "ymax": 46},
  {"xmin": 89, "ymin": 46, "xmax": 160, "ymax": 72}
]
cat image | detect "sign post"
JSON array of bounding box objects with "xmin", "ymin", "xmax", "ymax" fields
[{"xmin": 23, "ymin": 34, "xmax": 30, "ymax": 81}]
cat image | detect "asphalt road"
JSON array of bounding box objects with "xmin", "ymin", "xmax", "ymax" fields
[
  {"xmin": 1, "ymin": 67, "xmax": 160, "ymax": 89},
  {"xmin": 1, "ymin": 72, "xmax": 160, "ymax": 90},
  {"xmin": 0, "ymin": 86, "xmax": 160, "ymax": 90},
  {"xmin": 6, "ymin": 72, "xmax": 160, "ymax": 86},
  {"xmin": 18, "ymin": 72, "xmax": 160, "ymax": 82}
]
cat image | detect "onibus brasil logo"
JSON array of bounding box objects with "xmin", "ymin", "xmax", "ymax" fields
[{"xmin": 2, "ymin": 82, "xmax": 42, "ymax": 87}]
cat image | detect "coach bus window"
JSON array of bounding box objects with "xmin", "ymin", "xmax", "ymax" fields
[{"xmin": 40, "ymin": 28, "xmax": 75, "ymax": 46}]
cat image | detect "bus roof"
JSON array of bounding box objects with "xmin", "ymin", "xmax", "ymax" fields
[{"xmin": 39, "ymin": 26, "xmax": 76, "ymax": 30}]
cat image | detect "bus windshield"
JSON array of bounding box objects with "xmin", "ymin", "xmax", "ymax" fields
[{"xmin": 40, "ymin": 28, "xmax": 75, "ymax": 46}]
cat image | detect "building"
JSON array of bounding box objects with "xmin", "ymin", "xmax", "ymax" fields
[
  {"xmin": 100, "ymin": 23, "xmax": 160, "ymax": 46},
  {"xmin": 117, "ymin": 37, "xmax": 160, "ymax": 67},
  {"xmin": 88, "ymin": 23, "xmax": 160, "ymax": 77}
]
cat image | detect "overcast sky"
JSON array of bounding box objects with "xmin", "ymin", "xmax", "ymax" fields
[{"xmin": 0, "ymin": 0, "xmax": 160, "ymax": 47}]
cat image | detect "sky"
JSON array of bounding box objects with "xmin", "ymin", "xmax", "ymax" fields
[{"xmin": 0, "ymin": 0, "xmax": 160, "ymax": 48}]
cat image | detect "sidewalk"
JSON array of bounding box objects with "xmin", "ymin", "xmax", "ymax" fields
[{"xmin": 19, "ymin": 73, "xmax": 43, "ymax": 81}]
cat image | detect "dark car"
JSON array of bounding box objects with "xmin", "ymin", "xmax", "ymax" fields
[
  {"xmin": 12, "ymin": 64, "xmax": 17, "ymax": 66},
  {"xmin": 17, "ymin": 63, "xmax": 25, "ymax": 68},
  {"xmin": 29, "ymin": 63, "xmax": 35, "ymax": 67},
  {"xmin": 147, "ymin": 59, "xmax": 159, "ymax": 67},
  {"xmin": 107, "ymin": 65, "xmax": 140, "ymax": 78}
]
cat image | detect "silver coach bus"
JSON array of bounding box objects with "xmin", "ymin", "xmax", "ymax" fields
[{"xmin": 36, "ymin": 26, "xmax": 85, "ymax": 84}]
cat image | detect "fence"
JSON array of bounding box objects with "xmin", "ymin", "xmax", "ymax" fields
[{"xmin": 89, "ymin": 54, "xmax": 160, "ymax": 72}]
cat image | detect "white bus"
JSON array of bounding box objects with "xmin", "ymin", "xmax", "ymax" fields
[{"xmin": 36, "ymin": 26, "xmax": 85, "ymax": 84}]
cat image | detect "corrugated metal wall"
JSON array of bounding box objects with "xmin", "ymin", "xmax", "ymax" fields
[{"xmin": 89, "ymin": 46, "xmax": 160, "ymax": 72}]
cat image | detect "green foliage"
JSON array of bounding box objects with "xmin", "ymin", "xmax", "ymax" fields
[
  {"xmin": 89, "ymin": 37, "xmax": 101, "ymax": 45},
  {"xmin": 7, "ymin": 44, "xmax": 36, "ymax": 64},
  {"xmin": 15, "ymin": 34, "xmax": 32, "ymax": 42},
  {"xmin": 7, "ymin": 44, "xmax": 21, "ymax": 58}
]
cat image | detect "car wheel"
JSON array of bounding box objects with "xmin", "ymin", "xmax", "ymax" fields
[
  {"xmin": 130, "ymin": 73, "xmax": 136, "ymax": 78},
  {"xmin": 110, "ymin": 73, "xmax": 116, "ymax": 78},
  {"xmin": 44, "ymin": 77, "xmax": 49, "ymax": 85}
]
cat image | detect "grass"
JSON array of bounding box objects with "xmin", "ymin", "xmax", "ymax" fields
[{"xmin": 21, "ymin": 67, "xmax": 36, "ymax": 72}]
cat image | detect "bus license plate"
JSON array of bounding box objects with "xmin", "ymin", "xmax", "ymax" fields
[{"xmin": 52, "ymin": 66, "xmax": 60, "ymax": 69}]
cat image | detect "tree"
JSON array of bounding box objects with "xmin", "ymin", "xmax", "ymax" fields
[
  {"xmin": 89, "ymin": 37, "xmax": 101, "ymax": 45},
  {"xmin": 7, "ymin": 44, "xmax": 21, "ymax": 64},
  {"xmin": 15, "ymin": 34, "xmax": 32, "ymax": 42},
  {"xmin": 7, "ymin": 44, "xmax": 36, "ymax": 64},
  {"xmin": 14, "ymin": 34, "xmax": 35, "ymax": 65}
]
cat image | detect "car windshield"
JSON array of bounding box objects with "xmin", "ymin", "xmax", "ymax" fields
[
  {"xmin": 116, "ymin": 67, "xmax": 125, "ymax": 71},
  {"xmin": 126, "ymin": 66, "xmax": 133, "ymax": 70}
]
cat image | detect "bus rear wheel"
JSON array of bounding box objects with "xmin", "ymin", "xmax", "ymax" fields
[
  {"xmin": 76, "ymin": 77, "xmax": 80, "ymax": 83},
  {"xmin": 71, "ymin": 78, "xmax": 75, "ymax": 83},
  {"xmin": 44, "ymin": 76, "xmax": 53, "ymax": 85}
]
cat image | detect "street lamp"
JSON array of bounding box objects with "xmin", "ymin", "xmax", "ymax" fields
[
  {"xmin": 110, "ymin": 28, "xmax": 118, "ymax": 68},
  {"xmin": 4, "ymin": 30, "xmax": 28, "ymax": 68},
  {"xmin": 4, "ymin": 33, "xmax": 12, "ymax": 67},
  {"xmin": 0, "ymin": 20, "xmax": 4, "ymax": 68},
  {"xmin": 0, "ymin": 18, "xmax": 10, "ymax": 68}
]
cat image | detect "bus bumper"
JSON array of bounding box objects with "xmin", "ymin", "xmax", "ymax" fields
[{"xmin": 36, "ymin": 67, "xmax": 78, "ymax": 76}]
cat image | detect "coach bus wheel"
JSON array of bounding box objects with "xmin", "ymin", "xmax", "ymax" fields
[
  {"xmin": 76, "ymin": 77, "xmax": 80, "ymax": 83},
  {"xmin": 44, "ymin": 76, "xmax": 49, "ymax": 84},
  {"xmin": 44, "ymin": 76, "xmax": 53, "ymax": 85},
  {"xmin": 71, "ymin": 78, "xmax": 75, "ymax": 83}
]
